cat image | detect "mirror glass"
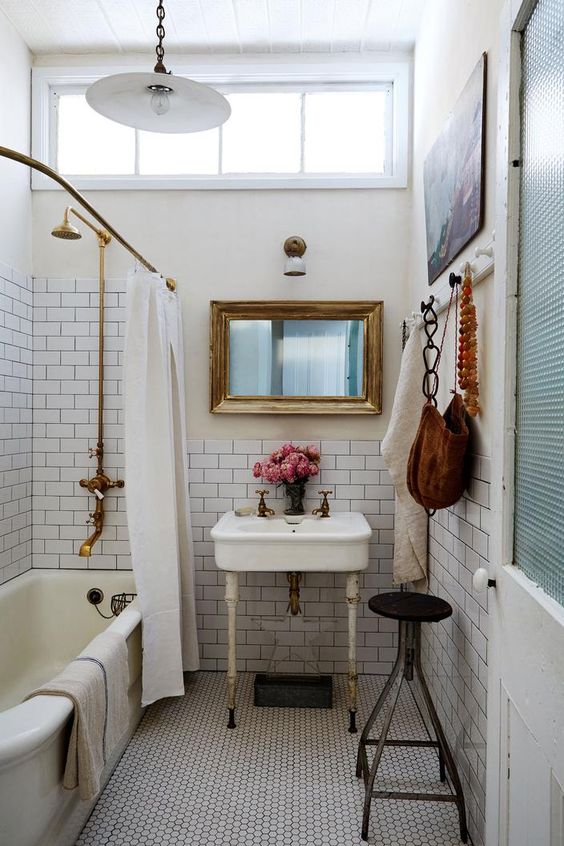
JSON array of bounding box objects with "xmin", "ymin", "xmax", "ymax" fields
[{"xmin": 229, "ymin": 319, "xmax": 364, "ymax": 397}]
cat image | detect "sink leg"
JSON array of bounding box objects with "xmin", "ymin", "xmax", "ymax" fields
[
  {"xmin": 346, "ymin": 572, "xmax": 361, "ymax": 733},
  {"xmin": 225, "ymin": 571, "xmax": 239, "ymax": 729}
]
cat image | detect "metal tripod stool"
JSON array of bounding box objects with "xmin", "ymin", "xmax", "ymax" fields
[{"xmin": 356, "ymin": 592, "xmax": 468, "ymax": 843}]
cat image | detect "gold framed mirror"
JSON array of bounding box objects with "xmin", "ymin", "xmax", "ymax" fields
[{"xmin": 210, "ymin": 300, "xmax": 383, "ymax": 414}]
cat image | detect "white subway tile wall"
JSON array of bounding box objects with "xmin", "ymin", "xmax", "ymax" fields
[
  {"xmin": 31, "ymin": 276, "xmax": 397, "ymax": 674},
  {"xmin": 0, "ymin": 262, "xmax": 32, "ymax": 586},
  {"xmin": 422, "ymin": 454, "xmax": 490, "ymax": 846},
  {"xmin": 188, "ymin": 437, "xmax": 397, "ymax": 676},
  {"xmin": 32, "ymin": 276, "xmax": 128, "ymax": 571},
  {"xmin": 30, "ymin": 275, "xmax": 490, "ymax": 830}
]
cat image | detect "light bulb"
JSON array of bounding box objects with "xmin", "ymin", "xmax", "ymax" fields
[{"xmin": 150, "ymin": 89, "xmax": 170, "ymax": 116}]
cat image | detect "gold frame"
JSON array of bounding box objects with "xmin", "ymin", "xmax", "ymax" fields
[{"xmin": 210, "ymin": 300, "xmax": 383, "ymax": 414}]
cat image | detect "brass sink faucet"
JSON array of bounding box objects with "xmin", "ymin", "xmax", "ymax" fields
[
  {"xmin": 312, "ymin": 490, "xmax": 333, "ymax": 518},
  {"xmin": 256, "ymin": 489, "xmax": 275, "ymax": 518}
]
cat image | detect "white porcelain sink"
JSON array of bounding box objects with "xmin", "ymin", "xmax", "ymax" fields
[{"xmin": 211, "ymin": 511, "xmax": 372, "ymax": 572}]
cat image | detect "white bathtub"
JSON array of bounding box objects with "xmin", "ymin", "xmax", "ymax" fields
[{"xmin": 0, "ymin": 569, "xmax": 143, "ymax": 846}]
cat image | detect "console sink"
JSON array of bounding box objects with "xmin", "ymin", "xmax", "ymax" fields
[{"xmin": 211, "ymin": 511, "xmax": 372, "ymax": 572}]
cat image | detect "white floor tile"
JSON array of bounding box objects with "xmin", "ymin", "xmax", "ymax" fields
[{"xmin": 76, "ymin": 673, "xmax": 468, "ymax": 846}]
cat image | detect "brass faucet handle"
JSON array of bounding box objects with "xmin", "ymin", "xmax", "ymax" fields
[
  {"xmin": 312, "ymin": 489, "xmax": 333, "ymax": 518},
  {"xmin": 107, "ymin": 478, "xmax": 125, "ymax": 489},
  {"xmin": 255, "ymin": 489, "xmax": 275, "ymax": 518},
  {"xmin": 88, "ymin": 447, "xmax": 100, "ymax": 459}
]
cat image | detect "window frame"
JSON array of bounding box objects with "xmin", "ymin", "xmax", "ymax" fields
[{"xmin": 31, "ymin": 60, "xmax": 410, "ymax": 190}]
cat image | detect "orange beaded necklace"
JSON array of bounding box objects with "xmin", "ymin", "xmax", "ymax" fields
[{"xmin": 457, "ymin": 263, "xmax": 480, "ymax": 416}]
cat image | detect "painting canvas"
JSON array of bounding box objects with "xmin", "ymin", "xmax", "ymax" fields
[{"xmin": 424, "ymin": 53, "xmax": 487, "ymax": 284}]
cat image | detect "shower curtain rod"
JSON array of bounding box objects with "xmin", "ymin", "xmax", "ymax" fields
[{"xmin": 0, "ymin": 145, "xmax": 176, "ymax": 292}]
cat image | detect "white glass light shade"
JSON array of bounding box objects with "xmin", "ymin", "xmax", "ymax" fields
[
  {"xmin": 284, "ymin": 256, "xmax": 306, "ymax": 277},
  {"xmin": 86, "ymin": 72, "xmax": 231, "ymax": 134}
]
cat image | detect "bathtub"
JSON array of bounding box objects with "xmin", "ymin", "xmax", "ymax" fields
[{"xmin": 0, "ymin": 569, "xmax": 143, "ymax": 846}]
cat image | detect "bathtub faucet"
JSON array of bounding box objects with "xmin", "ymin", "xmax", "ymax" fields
[
  {"xmin": 80, "ymin": 499, "xmax": 105, "ymax": 557},
  {"xmin": 79, "ymin": 473, "xmax": 124, "ymax": 556}
]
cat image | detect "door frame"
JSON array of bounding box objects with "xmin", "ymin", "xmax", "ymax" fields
[{"xmin": 488, "ymin": 0, "xmax": 564, "ymax": 843}]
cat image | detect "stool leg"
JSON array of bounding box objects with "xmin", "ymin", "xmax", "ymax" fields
[
  {"xmin": 414, "ymin": 636, "xmax": 468, "ymax": 843},
  {"xmin": 439, "ymin": 747, "xmax": 446, "ymax": 782},
  {"xmin": 356, "ymin": 621, "xmax": 406, "ymax": 782},
  {"xmin": 361, "ymin": 666, "xmax": 404, "ymax": 842},
  {"xmin": 405, "ymin": 673, "xmax": 447, "ymax": 783}
]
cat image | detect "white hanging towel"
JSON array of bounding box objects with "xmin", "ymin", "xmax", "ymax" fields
[
  {"xmin": 27, "ymin": 629, "xmax": 129, "ymax": 801},
  {"xmin": 124, "ymin": 269, "xmax": 199, "ymax": 706},
  {"xmin": 381, "ymin": 327, "xmax": 428, "ymax": 589}
]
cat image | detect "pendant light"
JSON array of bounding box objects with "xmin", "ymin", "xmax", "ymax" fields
[{"xmin": 86, "ymin": 0, "xmax": 231, "ymax": 134}]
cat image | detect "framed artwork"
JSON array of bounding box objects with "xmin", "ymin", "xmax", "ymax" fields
[{"xmin": 424, "ymin": 53, "xmax": 487, "ymax": 284}]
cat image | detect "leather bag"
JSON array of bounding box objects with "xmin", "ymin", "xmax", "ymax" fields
[{"xmin": 407, "ymin": 392, "xmax": 469, "ymax": 511}]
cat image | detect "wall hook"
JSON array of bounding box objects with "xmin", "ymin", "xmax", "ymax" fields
[{"xmin": 474, "ymin": 244, "xmax": 494, "ymax": 259}]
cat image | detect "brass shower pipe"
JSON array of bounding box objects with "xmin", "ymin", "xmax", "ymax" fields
[
  {"xmin": 51, "ymin": 206, "xmax": 125, "ymax": 555},
  {"xmin": 0, "ymin": 145, "xmax": 177, "ymax": 554},
  {"xmin": 57, "ymin": 210, "xmax": 125, "ymax": 557},
  {"xmin": 0, "ymin": 145, "xmax": 176, "ymax": 291}
]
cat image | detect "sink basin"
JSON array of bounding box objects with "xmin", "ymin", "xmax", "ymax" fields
[{"xmin": 211, "ymin": 511, "xmax": 372, "ymax": 572}]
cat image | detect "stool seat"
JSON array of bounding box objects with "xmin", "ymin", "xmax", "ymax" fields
[{"xmin": 368, "ymin": 591, "xmax": 452, "ymax": 623}]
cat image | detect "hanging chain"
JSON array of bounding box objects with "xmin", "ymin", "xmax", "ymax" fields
[
  {"xmin": 154, "ymin": 0, "xmax": 168, "ymax": 74},
  {"xmin": 421, "ymin": 296, "xmax": 440, "ymax": 406},
  {"xmin": 453, "ymin": 278, "xmax": 459, "ymax": 394},
  {"xmin": 420, "ymin": 273, "xmax": 462, "ymax": 406}
]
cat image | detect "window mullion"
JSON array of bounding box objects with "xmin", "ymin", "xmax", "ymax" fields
[
  {"xmin": 50, "ymin": 88, "xmax": 60, "ymax": 171},
  {"xmin": 300, "ymin": 93, "xmax": 305, "ymax": 174},
  {"xmin": 384, "ymin": 84, "xmax": 394, "ymax": 178},
  {"xmin": 218, "ymin": 124, "xmax": 223, "ymax": 175}
]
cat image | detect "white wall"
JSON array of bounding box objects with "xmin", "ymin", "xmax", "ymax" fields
[
  {"xmin": 33, "ymin": 187, "xmax": 410, "ymax": 439},
  {"xmin": 0, "ymin": 10, "xmax": 32, "ymax": 276},
  {"xmin": 409, "ymin": 0, "xmax": 504, "ymax": 457},
  {"xmin": 409, "ymin": 3, "xmax": 505, "ymax": 843},
  {"xmin": 0, "ymin": 10, "xmax": 33, "ymax": 586}
]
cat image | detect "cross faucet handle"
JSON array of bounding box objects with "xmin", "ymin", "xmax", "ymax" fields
[
  {"xmin": 255, "ymin": 489, "xmax": 275, "ymax": 518},
  {"xmin": 312, "ymin": 489, "xmax": 333, "ymax": 518}
]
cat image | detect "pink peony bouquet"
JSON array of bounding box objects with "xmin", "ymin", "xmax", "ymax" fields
[{"xmin": 253, "ymin": 443, "xmax": 320, "ymax": 485}]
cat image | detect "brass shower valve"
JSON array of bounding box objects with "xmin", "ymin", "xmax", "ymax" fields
[{"xmin": 80, "ymin": 473, "xmax": 125, "ymax": 497}]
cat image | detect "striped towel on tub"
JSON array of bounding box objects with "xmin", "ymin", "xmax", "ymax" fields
[{"xmin": 27, "ymin": 629, "xmax": 129, "ymax": 800}]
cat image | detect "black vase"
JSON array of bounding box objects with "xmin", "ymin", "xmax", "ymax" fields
[{"xmin": 284, "ymin": 481, "xmax": 306, "ymax": 515}]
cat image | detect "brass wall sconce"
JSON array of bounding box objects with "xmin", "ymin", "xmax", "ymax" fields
[{"xmin": 283, "ymin": 236, "xmax": 307, "ymax": 276}]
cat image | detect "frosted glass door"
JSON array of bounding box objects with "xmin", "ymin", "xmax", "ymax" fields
[{"xmin": 514, "ymin": 0, "xmax": 564, "ymax": 604}]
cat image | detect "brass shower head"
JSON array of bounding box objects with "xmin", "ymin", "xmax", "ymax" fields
[{"xmin": 51, "ymin": 207, "xmax": 82, "ymax": 240}]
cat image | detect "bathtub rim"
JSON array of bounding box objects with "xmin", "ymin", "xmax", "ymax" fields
[{"xmin": 0, "ymin": 570, "xmax": 141, "ymax": 768}]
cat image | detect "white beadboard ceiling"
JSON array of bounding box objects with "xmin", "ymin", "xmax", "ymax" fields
[{"xmin": 0, "ymin": 0, "xmax": 425, "ymax": 56}]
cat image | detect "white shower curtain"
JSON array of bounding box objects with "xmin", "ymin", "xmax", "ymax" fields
[{"xmin": 124, "ymin": 269, "xmax": 199, "ymax": 706}]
